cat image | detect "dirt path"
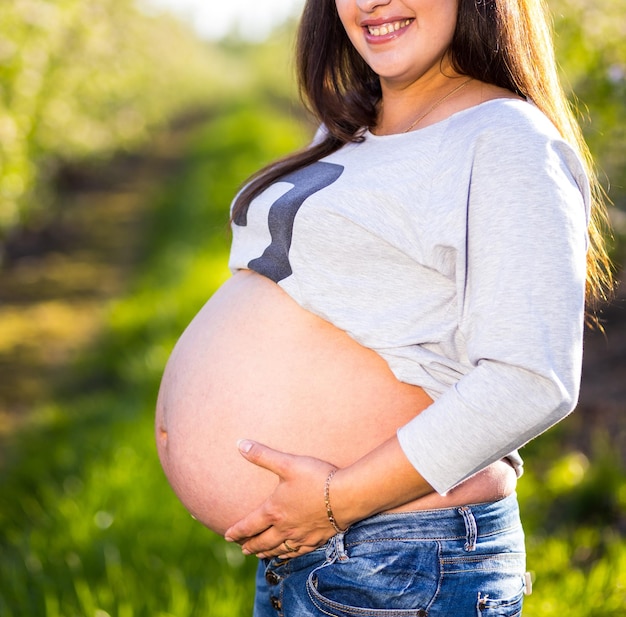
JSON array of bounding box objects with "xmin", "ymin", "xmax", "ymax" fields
[{"xmin": 0, "ymin": 118, "xmax": 199, "ymax": 439}]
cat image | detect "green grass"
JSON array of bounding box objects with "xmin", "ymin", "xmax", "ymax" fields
[{"xmin": 1, "ymin": 98, "xmax": 624, "ymax": 616}]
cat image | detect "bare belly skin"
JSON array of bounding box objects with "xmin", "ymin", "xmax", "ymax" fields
[{"xmin": 155, "ymin": 270, "xmax": 516, "ymax": 535}]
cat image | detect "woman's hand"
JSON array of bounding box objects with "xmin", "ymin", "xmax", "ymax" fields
[
  {"xmin": 224, "ymin": 440, "xmax": 339, "ymax": 559},
  {"xmin": 224, "ymin": 435, "xmax": 434, "ymax": 559}
]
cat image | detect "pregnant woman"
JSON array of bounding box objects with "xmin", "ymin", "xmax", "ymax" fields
[{"xmin": 156, "ymin": 0, "xmax": 612, "ymax": 614}]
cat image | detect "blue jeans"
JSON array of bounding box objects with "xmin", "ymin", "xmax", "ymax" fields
[{"xmin": 253, "ymin": 493, "xmax": 527, "ymax": 617}]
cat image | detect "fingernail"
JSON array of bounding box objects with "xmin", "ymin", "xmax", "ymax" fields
[
  {"xmin": 242, "ymin": 548, "xmax": 252, "ymax": 556},
  {"xmin": 224, "ymin": 536, "xmax": 233, "ymax": 543},
  {"xmin": 237, "ymin": 439, "xmax": 253, "ymax": 453}
]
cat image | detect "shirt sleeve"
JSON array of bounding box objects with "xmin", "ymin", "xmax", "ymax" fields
[{"xmin": 397, "ymin": 117, "xmax": 590, "ymax": 494}]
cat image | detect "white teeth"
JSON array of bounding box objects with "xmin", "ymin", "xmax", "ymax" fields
[{"xmin": 367, "ymin": 19, "xmax": 412, "ymax": 37}]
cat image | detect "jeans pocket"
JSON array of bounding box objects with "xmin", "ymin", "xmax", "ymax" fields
[
  {"xmin": 305, "ymin": 539, "xmax": 441, "ymax": 617},
  {"xmin": 476, "ymin": 584, "xmax": 524, "ymax": 617},
  {"xmin": 439, "ymin": 550, "xmax": 526, "ymax": 617}
]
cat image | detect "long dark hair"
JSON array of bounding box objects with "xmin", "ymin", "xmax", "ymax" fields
[{"xmin": 232, "ymin": 0, "xmax": 613, "ymax": 311}]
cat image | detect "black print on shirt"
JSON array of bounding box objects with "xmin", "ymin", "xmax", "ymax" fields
[{"xmin": 234, "ymin": 161, "xmax": 344, "ymax": 283}]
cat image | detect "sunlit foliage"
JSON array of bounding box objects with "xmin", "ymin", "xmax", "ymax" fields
[
  {"xmin": 0, "ymin": 0, "xmax": 235, "ymax": 234},
  {"xmin": 551, "ymin": 0, "xmax": 626, "ymax": 212}
]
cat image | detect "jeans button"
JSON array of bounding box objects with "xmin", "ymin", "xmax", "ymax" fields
[
  {"xmin": 417, "ymin": 611, "xmax": 428, "ymax": 617},
  {"xmin": 270, "ymin": 596, "xmax": 282, "ymax": 610},
  {"xmin": 265, "ymin": 570, "xmax": 280, "ymax": 585}
]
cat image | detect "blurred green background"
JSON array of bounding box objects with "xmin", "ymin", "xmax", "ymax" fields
[{"xmin": 0, "ymin": 0, "xmax": 624, "ymax": 615}]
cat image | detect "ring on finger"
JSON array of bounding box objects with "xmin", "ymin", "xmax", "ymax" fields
[{"xmin": 283, "ymin": 540, "xmax": 300, "ymax": 553}]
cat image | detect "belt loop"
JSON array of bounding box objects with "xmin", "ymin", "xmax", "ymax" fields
[
  {"xmin": 325, "ymin": 532, "xmax": 349, "ymax": 563},
  {"xmin": 458, "ymin": 506, "xmax": 477, "ymax": 552}
]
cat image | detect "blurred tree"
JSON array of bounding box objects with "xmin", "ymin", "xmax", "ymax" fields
[
  {"xmin": 0, "ymin": 0, "xmax": 226, "ymax": 239},
  {"xmin": 550, "ymin": 0, "xmax": 626, "ymax": 214}
]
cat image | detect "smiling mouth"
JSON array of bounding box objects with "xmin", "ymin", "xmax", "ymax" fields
[{"xmin": 366, "ymin": 19, "xmax": 413, "ymax": 37}]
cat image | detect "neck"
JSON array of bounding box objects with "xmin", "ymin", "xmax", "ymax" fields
[{"xmin": 375, "ymin": 72, "xmax": 471, "ymax": 136}]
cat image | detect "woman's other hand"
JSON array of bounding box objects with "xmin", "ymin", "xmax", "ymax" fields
[{"xmin": 224, "ymin": 440, "xmax": 340, "ymax": 559}]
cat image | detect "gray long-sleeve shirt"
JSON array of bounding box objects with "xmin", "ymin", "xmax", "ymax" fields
[{"xmin": 229, "ymin": 98, "xmax": 590, "ymax": 494}]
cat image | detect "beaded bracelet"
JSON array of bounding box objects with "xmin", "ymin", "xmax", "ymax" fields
[{"xmin": 324, "ymin": 468, "xmax": 349, "ymax": 534}]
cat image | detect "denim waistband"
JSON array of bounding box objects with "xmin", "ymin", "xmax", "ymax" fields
[{"xmin": 342, "ymin": 492, "xmax": 521, "ymax": 544}]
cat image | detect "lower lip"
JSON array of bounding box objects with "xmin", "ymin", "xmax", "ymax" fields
[{"xmin": 363, "ymin": 21, "xmax": 413, "ymax": 45}]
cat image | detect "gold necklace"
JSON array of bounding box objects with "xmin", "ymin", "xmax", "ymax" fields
[{"xmin": 403, "ymin": 78, "xmax": 473, "ymax": 133}]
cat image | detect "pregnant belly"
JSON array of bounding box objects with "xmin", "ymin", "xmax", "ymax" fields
[{"xmin": 155, "ymin": 270, "xmax": 433, "ymax": 534}]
